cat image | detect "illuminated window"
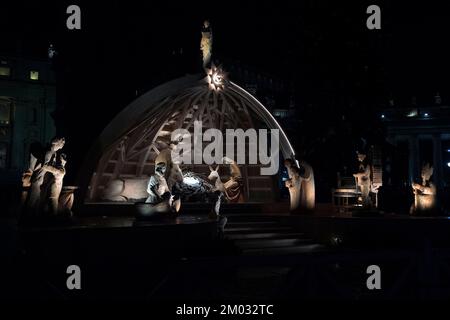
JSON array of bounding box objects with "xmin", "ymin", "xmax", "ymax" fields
[
  {"xmin": 30, "ymin": 70, "xmax": 39, "ymax": 80},
  {"xmin": 0, "ymin": 67, "xmax": 10, "ymax": 77}
]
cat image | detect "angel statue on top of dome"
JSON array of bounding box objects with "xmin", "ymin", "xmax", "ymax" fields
[{"xmin": 200, "ymin": 20, "xmax": 213, "ymax": 69}]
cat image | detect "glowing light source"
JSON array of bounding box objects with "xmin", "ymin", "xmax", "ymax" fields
[
  {"xmin": 424, "ymin": 113, "xmax": 429, "ymax": 117},
  {"xmin": 447, "ymin": 162, "xmax": 450, "ymax": 168},
  {"xmin": 381, "ymin": 114, "xmax": 385, "ymax": 119},
  {"xmin": 407, "ymin": 109, "xmax": 418, "ymax": 117},
  {"xmin": 0, "ymin": 67, "xmax": 10, "ymax": 77},
  {"xmin": 30, "ymin": 70, "xmax": 39, "ymax": 81},
  {"xmin": 206, "ymin": 65, "xmax": 226, "ymax": 91}
]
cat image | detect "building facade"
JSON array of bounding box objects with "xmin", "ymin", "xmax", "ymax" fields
[
  {"xmin": 382, "ymin": 104, "xmax": 450, "ymax": 190},
  {"xmin": 0, "ymin": 55, "xmax": 56, "ymax": 186}
]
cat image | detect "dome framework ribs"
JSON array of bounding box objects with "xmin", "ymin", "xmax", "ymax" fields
[{"xmin": 82, "ymin": 75, "xmax": 295, "ymax": 203}]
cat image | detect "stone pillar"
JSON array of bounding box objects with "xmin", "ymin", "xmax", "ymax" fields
[
  {"xmin": 432, "ymin": 134, "xmax": 443, "ymax": 189},
  {"xmin": 408, "ymin": 135, "xmax": 420, "ymax": 183}
]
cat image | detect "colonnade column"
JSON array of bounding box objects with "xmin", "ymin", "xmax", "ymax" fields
[
  {"xmin": 408, "ymin": 135, "xmax": 420, "ymax": 184},
  {"xmin": 432, "ymin": 134, "xmax": 443, "ymax": 189}
]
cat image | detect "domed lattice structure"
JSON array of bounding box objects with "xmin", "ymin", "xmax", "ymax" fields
[{"xmin": 79, "ymin": 72, "xmax": 296, "ymax": 203}]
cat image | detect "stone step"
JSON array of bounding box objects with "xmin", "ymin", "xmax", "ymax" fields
[
  {"xmin": 225, "ymin": 232, "xmax": 304, "ymax": 240},
  {"xmin": 222, "ymin": 213, "xmax": 322, "ymax": 257},
  {"xmin": 225, "ymin": 217, "xmax": 287, "ymax": 225},
  {"xmin": 241, "ymin": 244, "xmax": 326, "ymax": 256},
  {"xmin": 224, "ymin": 213, "xmax": 289, "ymax": 219},
  {"xmin": 226, "ymin": 221, "xmax": 279, "ymax": 227},
  {"xmin": 235, "ymin": 237, "xmax": 314, "ymax": 249},
  {"xmin": 225, "ymin": 226, "xmax": 294, "ymax": 234}
]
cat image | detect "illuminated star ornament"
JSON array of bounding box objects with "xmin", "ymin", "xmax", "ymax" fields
[{"xmin": 206, "ymin": 65, "xmax": 227, "ymax": 91}]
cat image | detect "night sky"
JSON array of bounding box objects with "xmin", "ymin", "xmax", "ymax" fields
[
  {"xmin": 1, "ymin": 0, "xmax": 450, "ymax": 184},
  {"xmin": 3, "ymin": 1, "xmax": 449, "ymax": 95}
]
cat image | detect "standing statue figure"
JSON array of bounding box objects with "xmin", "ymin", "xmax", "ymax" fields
[
  {"xmin": 222, "ymin": 156, "xmax": 244, "ymax": 203},
  {"xmin": 200, "ymin": 20, "xmax": 213, "ymax": 69},
  {"xmin": 410, "ymin": 163, "xmax": 437, "ymax": 215},
  {"xmin": 206, "ymin": 158, "xmax": 240, "ymax": 238},
  {"xmin": 26, "ymin": 137, "xmax": 66, "ymax": 214},
  {"xmin": 144, "ymin": 162, "xmax": 181, "ymax": 214},
  {"xmin": 207, "ymin": 190, "xmax": 227, "ymax": 239},
  {"xmin": 284, "ymin": 159, "xmax": 315, "ymax": 213},
  {"xmin": 353, "ymin": 152, "xmax": 372, "ymax": 209},
  {"xmin": 158, "ymin": 141, "xmax": 184, "ymax": 192}
]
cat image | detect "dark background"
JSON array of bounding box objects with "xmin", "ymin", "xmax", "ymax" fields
[{"xmin": 1, "ymin": 0, "xmax": 449, "ymax": 192}]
